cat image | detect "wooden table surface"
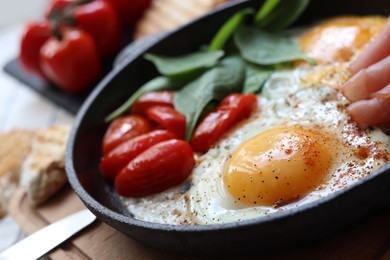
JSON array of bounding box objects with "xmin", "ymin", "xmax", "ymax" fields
[
  {"xmin": 2, "ymin": 1, "xmax": 390, "ymax": 258},
  {"xmin": 8, "ymin": 185, "xmax": 390, "ymax": 259}
]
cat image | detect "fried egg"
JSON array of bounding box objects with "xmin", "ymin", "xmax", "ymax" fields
[
  {"xmin": 122, "ymin": 16, "xmax": 390, "ymax": 225},
  {"xmin": 188, "ymin": 71, "xmax": 389, "ymax": 224}
]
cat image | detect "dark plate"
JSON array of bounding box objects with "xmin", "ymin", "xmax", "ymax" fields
[
  {"xmin": 66, "ymin": 0, "xmax": 390, "ymax": 256},
  {"xmin": 3, "ymin": 59, "xmax": 87, "ymax": 114}
]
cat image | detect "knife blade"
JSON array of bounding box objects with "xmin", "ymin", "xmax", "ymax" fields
[{"xmin": 0, "ymin": 208, "xmax": 96, "ymax": 260}]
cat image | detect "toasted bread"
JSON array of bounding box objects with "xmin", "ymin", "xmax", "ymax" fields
[
  {"xmin": 20, "ymin": 125, "xmax": 71, "ymax": 205},
  {"xmin": 0, "ymin": 129, "xmax": 36, "ymax": 217},
  {"xmin": 134, "ymin": 0, "xmax": 227, "ymax": 39}
]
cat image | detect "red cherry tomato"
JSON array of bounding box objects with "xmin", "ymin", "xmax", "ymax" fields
[
  {"xmin": 191, "ymin": 93, "xmax": 257, "ymax": 153},
  {"xmin": 40, "ymin": 28, "xmax": 102, "ymax": 93},
  {"xmin": 46, "ymin": 0, "xmax": 122, "ymax": 58},
  {"xmin": 131, "ymin": 91, "xmax": 174, "ymax": 115},
  {"xmin": 72, "ymin": 0, "xmax": 122, "ymax": 58},
  {"xmin": 100, "ymin": 130, "xmax": 176, "ymax": 180},
  {"xmin": 103, "ymin": 0, "xmax": 151, "ymax": 27},
  {"xmin": 19, "ymin": 20, "xmax": 52, "ymax": 78},
  {"xmin": 102, "ymin": 115, "xmax": 152, "ymax": 155},
  {"xmin": 115, "ymin": 139, "xmax": 195, "ymax": 197},
  {"xmin": 145, "ymin": 106, "xmax": 186, "ymax": 139}
]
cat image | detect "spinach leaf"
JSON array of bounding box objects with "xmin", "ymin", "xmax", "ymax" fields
[
  {"xmin": 255, "ymin": 0, "xmax": 309, "ymax": 31},
  {"xmin": 208, "ymin": 8, "xmax": 255, "ymax": 51},
  {"xmin": 255, "ymin": 0, "xmax": 281, "ymax": 24},
  {"xmin": 243, "ymin": 63, "xmax": 272, "ymax": 94},
  {"xmin": 234, "ymin": 26, "xmax": 314, "ymax": 65},
  {"xmin": 144, "ymin": 50, "xmax": 224, "ymax": 78},
  {"xmin": 105, "ymin": 76, "xmax": 181, "ymax": 122},
  {"xmin": 174, "ymin": 55, "xmax": 245, "ymax": 140}
]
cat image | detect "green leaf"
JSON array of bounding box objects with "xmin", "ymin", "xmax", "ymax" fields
[
  {"xmin": 255, "ymin": 0, "xmax": 281, "ymax": 23},
  {"xmin": 105, "ymin": 76, "xmax": 180, "ymax": 122},
  {"xmin": 208, "ymin": 8, "xmax": 255, "ymax": 51},
  {"xmin": 234, "ymin": 26, "xmax": 313, "ymax": 65},
  {"xmin": 243, "ymin": 63, "xmax": 272, "ymax": 94},
  {"xmin": 255, "ymin": 0, "xmax": 310, "ymax": 31},
  {"xmin": 174, "ymin": 55, "xmax": 246, "ymax": 141},
  {"xmin": 144, "ymin": 50, "xmax": 224, "ymax": 77}
]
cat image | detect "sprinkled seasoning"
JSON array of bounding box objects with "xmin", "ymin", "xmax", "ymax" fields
[{"xmin": 120, "ymin": 17, "xmax": 390, "ymax": 225}]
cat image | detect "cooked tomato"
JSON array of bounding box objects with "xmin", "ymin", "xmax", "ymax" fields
[
  {"xmin": 100, "ymin": 130, "xmax": 176, "ymax": 180},
  {"xmin": 145, "ymin": 106, "xmax": 186, "ymax": 139},
  {"xmin": 115, "ymin": 139, "xmax": 195, "ymax": 197},
  {"xmin": 191, "ymin": 93, "xmax": 257, "ymax": 153},
  {"xmin": 131, "ymin": 91, "xmax": 174, "ymax": 115},
  {"xmin": 102, "ymin": 115, "xmax": 152, "ymax": 155}
]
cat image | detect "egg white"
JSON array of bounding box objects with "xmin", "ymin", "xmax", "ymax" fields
[{"xmin": 122, "ymin": 66, "xmax": 390, "ymax": 225}]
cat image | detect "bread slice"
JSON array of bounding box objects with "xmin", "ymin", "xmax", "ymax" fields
[
  {"xmin": 134, "ymin": 0, "xmax": 227, "ymax": 39},
  {"xmin": 20, "ymin": 125, "xmax": 71, "ymax": 205},
  {"xmin": 0, "ymin": 129, "xmax": 36, "ymax": 217}
]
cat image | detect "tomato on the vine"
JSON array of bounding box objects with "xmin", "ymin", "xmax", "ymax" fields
[
  {"xmin": 46, "ymin": 0, "xmax": 122, "ymax": 58},
  {"xmin": 103, "ymin": 0, "xmax": 151, "ymax": 27},
  {"xmin": 40, "ymin": 27, "xmax": 102, "ymax": 93},
  {"xmin": 19, "ymin": 20, "xmax": 52, "ymax": 78},
  {"xmin": 72, "ymin": 0, "xmax": 122, "ymax": 57},
  {"xmin": 45, "ymin": 0, "xmax": 77, "ymax": 18}
]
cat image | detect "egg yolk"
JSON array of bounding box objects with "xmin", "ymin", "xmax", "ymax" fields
[
  {"xmin": 223, "ymin": 127, "xmax": 335, "ymax": 206},
  {"xmin": 299, "ymin": 16, "xmax": 386, "ymax": 64}
]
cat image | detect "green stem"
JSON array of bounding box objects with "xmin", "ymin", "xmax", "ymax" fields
[
  {"xmin": 77, "ymin": 0, "xmax": 90, "ymax": 4},
  {"xmin": 62, "ymin": 0, "xmax": 90, "ymax": 27},
  {"xmin": 51, "ymin": 10, "xmax": 63, "ymax": 41}
]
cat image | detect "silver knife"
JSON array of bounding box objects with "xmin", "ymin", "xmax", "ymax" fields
[{"xmin": 0, "ymin": 208, "xmax": 96, "ymax": 260}]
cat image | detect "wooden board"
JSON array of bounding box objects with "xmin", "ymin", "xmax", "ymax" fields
[
  {"xmin": 8, "ymin": 186, "xmax": 192, "ymax": 259},
  {"xmin": 8, "ymin": 185, "xmax": 390, "ymax": 259}
]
